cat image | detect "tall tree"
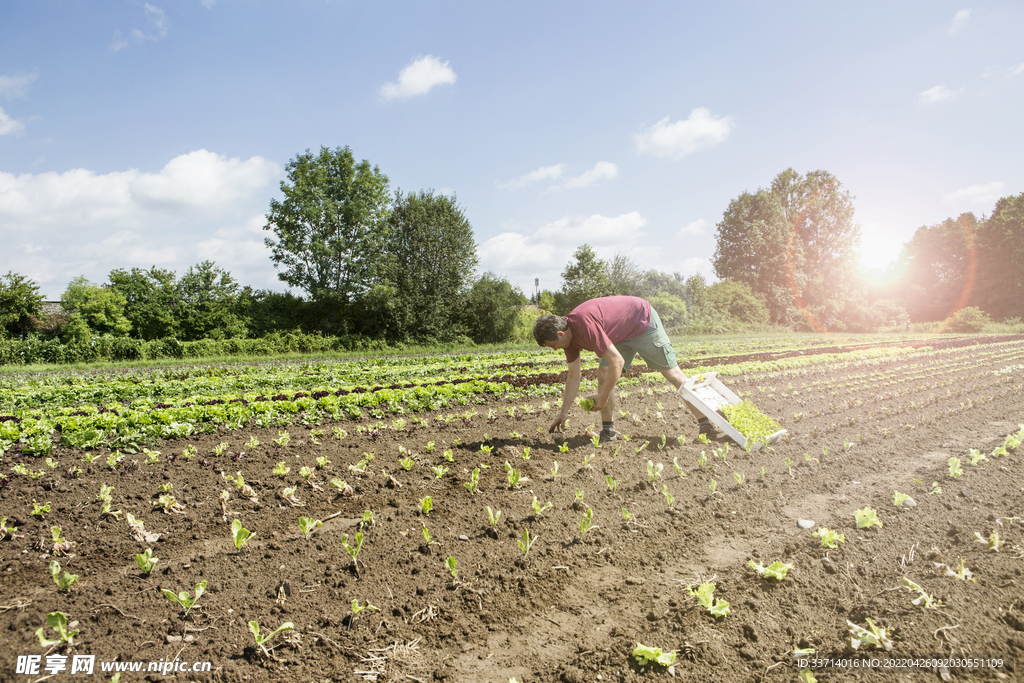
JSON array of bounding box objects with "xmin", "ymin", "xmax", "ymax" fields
[
  {"xmin": 461, "ymin": 272, "xmax": 526, "ymax": 344},
  {"xmin": 713, "ymin": 168, "xmax": 859, "ymax": 326},
  {"xmin": 263, "ymin": 146, "xmax": 391, "ymax": 304},
  {"xmin": 894, "ymin": 214, "xmax": 976, "ymax": 322},
  {"xmin": 607, "ymin": 251, "xmax": 644, "ymax": 297},
  {"xmin": 175, "ymin": 261, "xmax": 246, "ymax": 340},
  {"xmin": 108, "ymin": 267, "xmax": 179, "ymax": 339},
  {"xmin": 975, "ymin": 192, "xmax": 1024, "ymax": 321},
  {"xmin": 372, "ymin": 190, "xmax": 478, "ymax": 341},
  {"xmin": 0, "ymin": 271, "xmax": 44, "ymax": 339},
  {"xmin": 561, "ymin": 244, "xmax": 612, "ymax": 312},
  {"xmin": 61, "ymin": 276, "xmax": 132, "ymax": 341}
]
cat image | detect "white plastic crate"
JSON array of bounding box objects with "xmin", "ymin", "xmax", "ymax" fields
[{"xmin": 676, "ymin": 372, "xmax": 786, "ymax": 452}]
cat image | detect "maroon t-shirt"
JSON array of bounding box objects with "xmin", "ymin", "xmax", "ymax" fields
[{"xmin": 564, "ymin": 296, "xmax": 651, "ymax": 364}]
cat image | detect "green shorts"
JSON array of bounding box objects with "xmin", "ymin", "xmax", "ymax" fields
[{"xmin": 599, "ymin": 306, "xmax": 678, "ymax": 372}]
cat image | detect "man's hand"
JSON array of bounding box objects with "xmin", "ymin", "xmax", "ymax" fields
[
  {"xmin": 585, "ymin": 394, "xmax": 605, "ymax": 411},
  {"xmin": 548, "ymin": 412, "xmax": 569, "ymax": 433}
]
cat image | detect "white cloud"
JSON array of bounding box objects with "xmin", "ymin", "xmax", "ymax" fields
[
  {"xmin": 1011, "ymin": 63, "xmax": 1024, "ymax": 76},
  {"xmin": 950, "ymin": 9, "xmax": 971, "ymax": 33},
  {"xmin": 0, "ymin": 106, "xmax": 25, "ymax": 136},
  {"xmin": 477, "ymin": 212, "xmax": 648, "ymax": 293},
  {"xmin": 0, "ymin": 70, "xmax": 38, "ymax": 98},
  {"xmin": 634, "ymin": 108, "xmax": 734, "ymax": 159},
  {"xmin": 111, "ymin": 3, "xmax": 168, "ymax": 51},
  {"xmin": 679, "ymin": 218, "xmax": 708, "ymax": 236},
  {"xmin": 0, "ymin": 150, "xmax": 281, "ymax": 297},
  {"xmin": 380, "ymin": 55, "xmax": 456, "ymax": 101},
  {"xmin": 561, "ymin": 161, "xmax": 618, "ymax": 190},
  {"xmin": 944, "ymin": 181, "xmax": 1005, "ymax": 210},
  {"xmin": 918, "ymin": 85, "xmax": 958, "ymax": 104},
  {"xmin": 496, "ymin": 163, "xmax": 566, "ymax": 189}
]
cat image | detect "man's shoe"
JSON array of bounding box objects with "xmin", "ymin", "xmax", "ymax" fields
[{"xmin": 598, "ymin": 429, "xmax": 618, "ymax": 444}]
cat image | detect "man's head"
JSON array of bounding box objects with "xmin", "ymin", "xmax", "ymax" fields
[{"xmin": 533, "ymin": 314, "xmax": 572, "ymax": 349}]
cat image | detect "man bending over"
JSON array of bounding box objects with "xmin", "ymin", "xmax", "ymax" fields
[{"xmin": 533, "ymin": 295, "xmax": 711, "ymax": 443}]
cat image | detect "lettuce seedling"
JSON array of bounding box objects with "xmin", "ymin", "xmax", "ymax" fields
[
  {"xmin": 558, "ymin": 442, "xmax": 569, "ymax": 453},
  {"xmin": 672, "ymin": 457, "xmax": 687, "ymax": 478},
  {"xmin": 846, "ymin": 618, "xmax": 892, "ymax": 652},
  {"xmin": 182, "ymin": 444, "xmax": 197, "ymax": 460},
  {"xmin": 329, "ymin": 478, "xmax": 353, "ymax": 495},
  {"xmin": 248, "ymin": 619, "xmax": 294, "ymax": 659},
  {"xmin": 505, "ymin": 462, "xmax": 524, "ymax": 489},
  {"xmin": 272, "ymin": 461, "xmax": 291, "ymax": 477},
  {"xmin": 126, "ymin": 512, "xmax": 159, "ymax": 543},
  {"xmin": 748, "ymin": 560, "xmax": 793, "ymax": 581},
  {"xmin": 687, "ymin": 581, "xmax": 729, "ymax": 618},
  {"xmin": 445, "ymin": 556, "xmax": 458, "ymax": 581},
  {"xmin": 798, "ymin": 670, "xmax": 817, "ymax": 683},
  {"xmin": 432, "ymin": 464, "xmax": 449, "ymax": 479},
  {"xmin": 298, "ymin": 517, "xmax": 323, "ymax": 539},
  {"xmin": 632, "ymin": 643, "xmax": 676, "ymax": 668},
  {"xmin": 399, "ymin": 457, "xmax": 415, "ymax": 471},
  {"xmin": 578, "ymin": 507, "xmax": 596, "ymax": 538},
  {"xmin": 893, "ymin": 491, "xmax": 912, "ymax": 507},
  {"xmin": 967, "ymin": 448, "xmax": 987, "ymax": 466},
  {"xmin": 708, "ymin": 479, "xmax": 718, "ymax": 495},
  {"xmin": 274, "ymin": 431, "xmax": 291, "ymax": 447},
  {"xmin": 941, "ymin": 557, "xmax": 974, "ymax": 581},
  {"xmin": 443, "ymin": 449, "xmax": 454, "ymax": 462},
  {"xmin": 974, "ymin": 529, "xmax": 1004, "ymax": 551},
  {"xmin": 947, "ymin": 457, "xmax": 962, "ymax": 478},
  {"xmin": 36, "ymin": 611, "xmax": 78, "ymax": 647},
  {"xmin": 606, "ymin": 475, "xmax": 620, "ymax": 492},
  {"xmin": 661, "ymin": 484, "xmax": 675, "ymax": 508},
  {"xmin": 479, "ymin": 444, "xmax": 493, "ymax": 455},
  {"xmin": 154, "ymin": 493, "xmax": 185, "ymax": 514},
  {"xmin": 231, "ymin": 519, "xmax": 253, "ymax": 550},
  {"xmin": 814, "ymin": 527, "xmax": 845, "ymax": 548},
  {"xmin": 621, "ymin": 507, "xmax": 633, "ymax": 521},
  {"xmin": 342, "ymin": 531, "xmax": 364, "ymax": 570},
  {"xmin": 577, "ymin": 397, "xmax": 597, "ymax": 412},
  {"xmin": 698, "ymin": 433, "xmax": 710, "ymax": 445},
  {"xmin": 212, "ymin": 442, "xmax": 229, "ymax": 457},
  {"xmin": 550, "ymin": 461, "xmax": 559, "ymax": 478},
  {"xmin": 486, "ymin": 506, "xmax": 501, "ymax": 529},
  {"xmin": 316, "ymin": 455, "xmax": 331, "ymax": 469},
  {"xmin": 161, "ymin": 580, "xmax": 207, "ymax": 617},
  {"xmin": 713, "ymin": 444, "xmax": 729, "ymax": 462},
  {"xmin": 0, "ymin": 516, "xmax": 17, "ymax": 539},
  {"xmin": 646, "ymin": 460, "xmax": 663, "ymax": 482},
  {"xmin": 531, "ymin": 496, "xmax": 553, "ymax": 517},
  {"xmin": 581, "ymin": 452, "xmax": 595, "ymax": 468},
  {"xmin": 854, "ymin": 507, "xmax": 882, "ymax": 529},
  {"xmin": 49, "ymin": 560, "xmax": 78, "ymax": 591},
  {"xmin": 521, "ymin": 446, "xmax": 531, "ymax": 460},
  {"xmin": 517, "ymin": 528, "xmax": 536, "ymax": 559},
  {"xmin": 245, "ymin": 435, "xmax": 260, "ymax": 450},
  {"xmin": 135, "ymin": 548, "xmax": 158, "ymax": 575},
  {"xmin": 635, "ymin": 440, "xmax": 649, "ymax": 454},
  {"xmin": 418, "ymin": 496, "xmax": 433, "ymax": 516},
  {"xmin": 463, "ymin": 467, "xmax": 480, "ymax": 494},
  {"xmin": 733, "ymin": 472, "xmax": 745, "ymax": 486},
  {"xmin": 590, "ymin": 434, "xmax": 600, "ymax": 448},
  {"xmin": 900, "ymin": 577, "xmax": 942, "ymax": 609},
  {"xmin": 50, "ymin": 526, "xmax": 74, "ymax": 556},
  {"xmin": 280, "ymin": 486, "xmax": 304, "ymax": 506},
  {"xmin": 574, "ymin": 489, "xmax": 585, "ymax": 505},
  {"xmin": 31, "ymin": 500, "xmax": 51, "ymax": 518},
  {"xmin": 929, "ymin": 481, "xmax": 942, "ymax": 495},
  {"xmin": 360, "ymin": 510, "xmax": 374, "ymax": 529}
]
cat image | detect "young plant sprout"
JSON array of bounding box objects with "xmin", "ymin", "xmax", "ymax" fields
[
  {"xmin": 135, "ymin": 548, "xmax": 158, "ymax": 575},
  {"xmin": 161, "ymin": 580, "xmax": 207, "ymax": 617},
  {"xmin": 399, "ymin": 457, "xmax": 415, "ymax": 471},
  {"xmin": 360, "ymin": 510, "xmax": 374, "ymax": 529},
  {"xmin": 432, "ymin": 464, "xmax": 449, "ymax": 479},
  {"xmin": 713, "ymin": 444, "xmax": 729, "ymax": 462},
  {"xmin": 531, "ymin": 496, "xmax": 553, "ymax": 517},
  {"xmin": 157, "ymin": 482, "xmax": 173, "ymax": 493},
  {"xmin": 212, "ymin": 442, "xmax": 229, "ymax": 457},
  {"xmin": 814, "ymin": 527, "xmax": 845, "ymax": 548},
  {"xmin": 231, "ymin": 519, "xmax": 253, "ymax": 550},
  {"xmin": 445, "ymin": 556, "xmax": 458, "ymax": 581},
  {"xmin": 36, "ymin": 611, "xmax": 79, "ymax": 647},
  {"xmin": 486, "ymin": 506, "xmax": 501, "ymax": 529},
  {"xmin": 463, "ymin": 467, "xmax": 480, "ymax": 494},
  {"xmin": 708, "ymin": 479, "xmax": 718, "ymax": 495},
  {"xmin": 143, "ymin": 448, "xmax": 160, "ymax": 464},
  {"xmin": 517, "ymin": 528, "xmax": 537, "ymax": 559},
  {"xmin": 900, "ymin": 577, "xmax": 942, "ymax": 609},
  {"xmin": 677, "ymin": 435, "xmax": 686, "ymax": 447},
  {"xmin": 733, "ymin": 472, "xmax": 745, "ymax": 486},
  {"xmin": 272, "ymin": 461, "xmax": 291, "ymax": 477},
  {"xmin": 443, "ymin": 449, "xmax": 454, "ymax": 462},
  {"xmin": 298, "ymin": 517, "xmax": 323, "ymax": 539},
  {"xmin": 696, "ymin": 451, "xmax": 708, "ymax": 468},
  {"xmin": 854, "ymin": 507, "xmax": 882, "ymax": 529},
  {"xmin": 329, "ymin": 478, "xmax": 353, "ymax": 495},
  {"xmin": 245, "ymin": 435, "xmax": 260, "ymax": 450},
  {"xmin": 581, "ymin": 452, "xmax": 595, "ymax": 468},
  {"xmin": 248, "ymin": 620, "xmax": 295, "ymax": 659},
  {"xmin": 274, "ymin": 431, "xmax": 290, "ymax": 447},
  {"xmin": 578, "ymin": 507, "xmax": 596, "ymax": 538},
  {"xmin": 49, "ymin": 560, "xmax": 78, "ymax": 591},
  {"xmin": 606, "ymin": 475, "xmax": 620, "ymax": 492},
  {"xmin": 574, "ymin": 488, "xmax": 585, "ymax": 505},
  {"xmin": 505, "ymin": 462, "xmax": 523, "ymax": 489},
  {"xmin": 646, "ymin": 460, "xmax": 663, "ymax": 482},
  {"xmin": 299, "ymin": 466, "xmax": 315, "ymax": 480},
  {"xmin": 893, "ymin": 491, "xmax": 913, "ymax": 507},
  {"xmin": 846, "ymin": 618, "xmax": 893, "ymax": 652},
  {"xmin": 0, "ymin": 516, "xmax": 17, "ymax": 539},
  {"xmin": 943, "ymin": 557, "xmax": 974, "ymax": 581},
  {"xmin": 182, "ymin": 444, "xmax": 197, "ymax": 460},
  {"xmin": 687, "ymin": 581, "xmax": 729, "ymax": 618},
  {"xmin": 590, "ymin": 433, "xmax": 601, "ymax": 448},
  {"xmin": 748, "ymin": 560, "xmax": 793, "ymax": 581},
  {"xmin": 479, "ymin": 444, "xmax": 493, "ymax": 455},
  {"xmin": 661, "ymin": 484, "xmax": 675, "ymax": 508},
  {"xmin": 698, "ymin": 433, "xmax": 710, "ymax": 445},
  {"xmin": 635, "ymin": 440, "xmax": 650, "ymax": 454},
  {"xmin": 974, "ymin": 529, "xmax": 1004, "ymax": 551},
  {"xmin": 31, "ymin": 500, "xmax": 51, "ymax": 518},
  {"xmin": 632, "ymin": 643, "xmax": 677, "ymax": 669},
  {"xmin": 521, "ymin": 446, "xmax": 531, "ymax": 460},
  {"xmin": 421, "ymin": 527, "xmax": 435, "ymax": 545},
  {"xmin": 657, "ymin": 434, "xmax": 667, "ymax": 451},
  {"xmin": 929, "ymin": 481, "xmax": 942, "ymax": 495},
  {"xmin": 551, "ymin": 460, "xmax": 559, "ymax": 479},
  {"xmin": 672, "ymin": 457, "xmax": 687, "ymax": 478},
  {"xmin": 621, "ymin": 507, "xmax": 633, "ymax": 521},
  {"xmin": 316, "ymin": 455, "xmax": 330, "ymax": 469},
  {"xmin": 49, "ymin": 527, "xmax": 74, "ymax": 556},
  {"xmin": 342, "ymin": 531, "xmax": 364, "ymax": 570},
  {"xmin": 612, "ymin": 444, "xmax": 621, "ymax": 459},
  {"xmin": 418, "ymin": 496, "xmax": 433, "ymax": 516},
  {"xmin": 558, "ymin": 442, "xmax": 569, "ymax": 454},
  {"xmin": 947, "ymin": 457, "xmax": 963, "ymax": 478}
]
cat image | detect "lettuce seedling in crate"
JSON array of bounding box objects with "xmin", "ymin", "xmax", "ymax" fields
[
  {"xmin": 298, "ymin": 517, "xmax": 323, "ymax": 539},
  {"xmin": 854, "ymin": 507, "xmax": 882, "ymax": 529},
  {"xmin": 531, "ymin": 496, "xmax": 553, "ymax": 517},
  {"xmin": 248, "ymin": 620, "xmax": 294, "ymax": 659},
  {"xmin": 632, "ymin": 643, "xmax": 676, "ymax": 670},
  {"xmin": 36, "ymin": 611, "xmax": 79, "ymax": 647},
  {"xmin": 49, "ymin": 560, "xmax": 78, "ymax": 591},
  {"xmin": 748, "ymin": 560, "xmax": 793, "ymax": 581},
  {"xmin": 231, "ymin": 519, "xmax": 253, "ymax": 551},
  {"xmin": 814, "ymin": 527, "xmax": 845, "ymax": 548},
  {"xmin": 136, "ymin": 548, "xmax": 158, "ymax": 575},
  {"xmin": 687, "ymin": 581, "xmax": 729, "ymax": 618},
  {"xmin": 161, "ymin": 580, "xmax": 207, "ymax": 617}
]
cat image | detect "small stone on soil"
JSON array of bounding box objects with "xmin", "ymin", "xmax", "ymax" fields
[{"xmin": 797, "ymin": 519, "xmax": 815, "ymax": 528}]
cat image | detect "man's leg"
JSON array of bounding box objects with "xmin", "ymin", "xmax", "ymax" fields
[{"xmin": 596, "ymin": 364, "xmax": 617, "ymax": 424}]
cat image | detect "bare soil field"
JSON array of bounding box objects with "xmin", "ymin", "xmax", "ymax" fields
[{"xmin": 2, "ymin": 338, "xmax": 1023, "ymax": 683}]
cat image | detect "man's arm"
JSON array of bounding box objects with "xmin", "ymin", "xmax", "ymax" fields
[{"xmin": 549, "ymin": 357, "xmax": 582, "ymax": 432}]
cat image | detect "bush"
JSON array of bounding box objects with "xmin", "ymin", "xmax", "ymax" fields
[{"xmin": 947, "ymin": 306, "xmax": 992, "ymax": 333}]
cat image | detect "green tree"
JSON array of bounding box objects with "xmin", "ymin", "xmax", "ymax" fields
[
  {"xmin": 175, "ymin": 261, "xmax": 246, "ymax": 340},
  {"xmin": 649, "ymin": 292, "xmax": 687, "ymax": 328},
  {"xmin": 263, "ymin": 146, "xmax": 391, "ymax": 304},
  {"xmin": 461, "ymin": 273, "xmax": 526, "ymax": 344},
  {"xmin": 0, "ymin": 271, "xmax": 44, "ymax": 339},
  {"xmin": 975, "ymin": 192, "xmax": 1024, "ymax": 320},
  {"xmin": 640, "ymin": 270, "xmax": 687, "ymax": 300},
  {"xmin": 561, "ymin": 244, "xmax": 612, "ymax": 312},
  {"xmin": 108, "ymin": 267, "xmax": 179, "ymax": 339},
  {"xmin": 370, "ymin": 190, "xmax": 478, "ymax": 341},
  {"xmin": 60, "ymin": 276, "xmax": 132, "ymax": 341},
  {"xmin": 894, "ymin": 214, "xmax": 976, "ymax": 322},
  {"xmin": 706, "ymin": 280, "xmax": 770, "ymax": 325},
  {"xmin": 607, "ymin": 252, "xmax": 644, "ymax": 297},
  {"xmin": 713, "ymin": 168, "xmax": 860, "ymax": 327}
]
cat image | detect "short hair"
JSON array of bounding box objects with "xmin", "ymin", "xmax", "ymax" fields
[{"xmin": 533, "ymin": 314, "xmax": 568, "ymax": 345}]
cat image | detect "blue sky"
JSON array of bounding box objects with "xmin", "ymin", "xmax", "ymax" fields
[{"xmin": 1, "ymin": 1, "xmax": 1021, "ymax": 300}]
